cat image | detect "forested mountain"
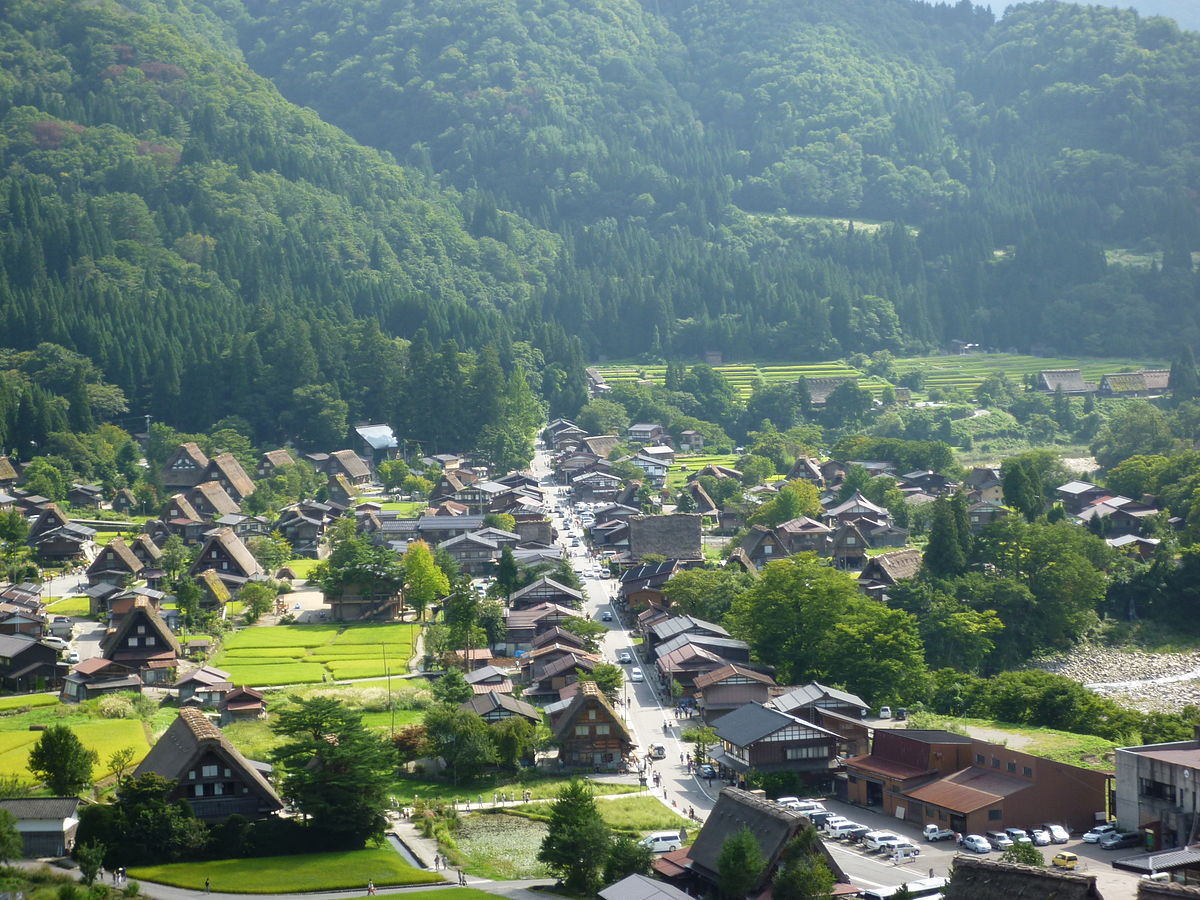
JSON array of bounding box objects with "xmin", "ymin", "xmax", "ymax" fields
[
  {"xmin": 218, "ymin": 0, "xmax": 1198, "ymax": 360},
  {"xmin": 988, "ymin": 0, "xmax": 1200, "ymax": 31},
  {"xmin": 0, "ymin": 0, "xmax": 588, "ymax": 448},
  {"xmin": 1, "ymin": 0, "xmax": 1199, "ymax": 448}
]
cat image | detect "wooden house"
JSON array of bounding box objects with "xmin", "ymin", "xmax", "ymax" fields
[
  {"xmin": 187, "ymin": 528, "xmax": 263, "ymax": 590},
  {"xmin": 694, "ymin": 665, "xmax": 776, "ymax": 724},
  {"xmin": 0, "ymin": 797, "xmax": 80, "ymax": 858},
  {"xmin": 462, "ymin": 691, "xmax": 540, "ymax": 725},
  {"xmin": 134, "ymin": 707, "xmax": 283, "ymax": 821},
  {"xmin": 0, "ymin": 456, "xmax": 17, "ymax": 486},
  {"xmin": 256, "ymin": 448, "xmax": 295, "ymax": 479},
  {"xmin": 329, "ymin": 450, "xmax": 371, "ymax": 485},
  {"xmin": 220, "ymin": 686, "xmax": 267, "ymax": 725},
  {"xmin": 67, "ymin": 484, "xmax": 103, "ymax": 508},
  {"xmin": 161, "ymin": 442, "xmax": 209, "ymax": 490},
  {"xmin": 111, "ymin": 488, "xmax": 138, "ymax": 514},
  {"xmin": 509, "ymin": 577, "xmax": 583, "ymax": 610},
  {"xmin": 61, "ymin": 657, "xmax": 143, "ymax": 701},
  {"xmin": 944, "ymin": 857, "xmax": 1104, "ymax": 900},
  {"xmin": 100, "ymin": 597, "xmax": 180, "ymax": 685},
  {"xmin": 628, "ymin": 513, "xmax": 703, "ymax": 563},
  {"xmin": 186, "ymin": 481, "xmax": 241, "ymax": 520},
  {"xmin": 711, "ymin": 702, "xmax": 839, "ymax": 782},
  {"xmin": 626, "ymin": 423, "xmax": 666, "ymax": 444},
  {"xmin": 200, "ymin": 453, "xmax": 256, "ymax": 502},
  {"xmin": 0, "ymin": 634, "xmax": 61, "ymax": 692},
  {"xmin": 550, "ymin": 681, "xmax": 633, "ymax": 770},
  {"xmin": 857, "ymin": 548, "xmax": 922, "ymax": 598},
  {"xmin": 175, "ymin": 665, "xmax": 233, "ymax": 707},
  {"xmin": 86, "ymin": 537, "xmax": 144, "ymax": 587}
]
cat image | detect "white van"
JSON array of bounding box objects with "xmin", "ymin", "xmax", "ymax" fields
[
  {"xmin": 818, "ymin": 817, "xmax": 851, "ymax": 834},
  {"xmin": 824, "ymin": 821, "xmax": 864, "ymax": 840},
  {"xmin": 639, "ymin": 831, "xmax": 683, "ymax": 853},
  {"xmin": 863, "ymin": 830, "xmax": 902, "ymax": 852}
]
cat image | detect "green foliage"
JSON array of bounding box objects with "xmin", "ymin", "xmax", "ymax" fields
[
  {"xmin": 603, "ymin": 834, "xmax": 654, "ymax": 886},
  {"xmin": 747, "ymin": 480, "xmax": 822, "ymax": 528},
  {"xmin": 1001, "ymin": 842, "xmax": 1045, "ymax": 867},
  {"xmin": 578, "ymin": 662, "xmax": 624, "ymax": 703},
  {"xmin": 422, "ymin": 706, "xmax": 498, "ymax": 785},
  {"xmin": 27, "ymin": 724, "xmax": 97, "ymax": 795},
  {"xmin": 717, "ymin": 826, "xmax": 765, "ymax": 900},
  {"xmin": 537, "ymin": 780, "xmax": 611, "ymax": 895},
  {"xmin": 402, "ymin": 541, "xmax": 449, "ymax": 619},
  {"xmin": 270, "ymin": 697, "xmax": 395, "ymax": 847},
  {"xmin": 75, "ymin": 842, "xmax": 105, "ymax": 886},
  {"xmin": 661, "ymin": 568, "xmax": 749, "ymax": 622},
  {"xmin": 432, "ymin": 670, "xmax": 473, "ymax": 706},
  {"xmin": 0, "ymin": 809, "xmax": 23, "ymax": 864}
]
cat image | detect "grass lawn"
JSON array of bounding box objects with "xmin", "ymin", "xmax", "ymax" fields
[
  {"xmin": 215, "ymin": 623, "xmax": 420, "ymax": 687},
  {"xmin": 453, "ymin": 814, "xmax": 548, "ymax": 880},
  {"xmin": 667, "ymin": 454, "xmax": 741, "ymax": 490},
  {"xmin": 910, "ymin": 713, "xmax": 1117, "ymax": 770},
  {"xmin": 284, "ymin": 558, "xmax": 321, "ymax": 579},
  {"xmin": 510, "ymin": 795, "xmax": 688, "ymax": 833},
  {"xmin": 392, "ymin": 774, "xmax": 643, "ymax": 805},
  {"xmin": 377, "ymin": 501, "xmax": 428, "ymax": 516},
  {"xmin": 0, "ymin": 694, "xmax": 60, "ymax": 713},
  {"xmin": 128, "ymin": 847, "xmax": 443, "ymax": 892},
  {"xmin": 46, "ymin": 596, "xmax": 92, "ymax": 618}
]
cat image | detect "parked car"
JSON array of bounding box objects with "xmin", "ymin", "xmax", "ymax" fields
[
  {"xmin": 1005, "ymin": 827, "xmax": 1033, "ymax": 844},
  {"xmin": 1043, "ymin": 824, "xmax": 1071, "ymax": 844},
  {"xmin": 40, "ymin": 636, "xmax": 69, "ymax": 651},
  {"xmin": 600, "ymin": 610, "xmax": 613, "ymax": 622},
  {"xmin": 617, "ymin": 651, "xmax": 632, "ymax": 664},
  {"xmin": 630, "ymin": 667, "xmax": 644, "ymax": 683},
  {"xmin": 1029, "ymin": 829, "xmax": 1052, "ymax": 846},
  {"xmin": 923, "ymin": 824, "xmax": 956, "ymax": 842},
  {"xmin": 807, "ymin": 810, "xmax": 839, "ymax": 828},
  {"xmin": 66, "ymin": 650, "xmax": 80, "ymax": 664},
  {"xmin": 878, "ymin": 706, "xmax": 893, "ymax": 719},
  {"xmin": 818, "ymin": 817, "xmax": 851, "ymax": 834},
  {"xmin": 1052, "ymin": 851, "xmax": 1079, "ymax": 870},
  {"xmin": 638, "ymin": 831, "xmax": 682, "ymax": 853},
  {"xmin": 697, "ymin": 764, "xmax": 716, "ymax": 779},
  {"xmin": 825, "ymin": 821, "xmax": 865, "ymax": 840},
  {"xmin": 985, "ymin": 831, "xmax": 1014, "ymax": 850},
  {"xmin": 839, "ymin": 825, "xmax": 871, "ymax": 843},
  {"xmin": 962, "ymin": 835, "xmax": 992, "ymax": 854},
  {"xmin": 878, "ymin": 838, "xmax": 920, "ymax": 856},
  {"xmin": 1082, "ymin": 823, "xmax": 1118, "ymax": 843},
  {"xmin": 1100, "ymin": 831, "xmax": 1145, "ymax": 851},
  {"xmin": 863, "ymin": 831, "xmax": 901, "ymax": 852}
]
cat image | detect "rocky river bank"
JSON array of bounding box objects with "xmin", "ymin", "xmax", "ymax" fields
[{"xmin": 1037, "ymin": 646, "xmax": 1200, "ymax": 711}]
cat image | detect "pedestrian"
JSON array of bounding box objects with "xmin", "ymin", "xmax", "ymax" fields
[
  {"xmin": 679, "ymin": 752, "xmax": 684, "ymax": 764},
  {"xmin": 459, "ymin": 870, "xmax": 467, "ymax": 886},
  {"xmin": 205, "ymin": 878, "xmax": 211, "ymax": 894},
  {"xmin": 367, "ymin": 879, "xmax": 376, "ymax": 895}
]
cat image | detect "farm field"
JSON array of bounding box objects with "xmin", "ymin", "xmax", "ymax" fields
[
  {"xmin": 666, "ymin": 454, "xmax": 740, "ymax": 490},
  {"xmin": 509, "ymin": 794, "xmax": 689, "ymax": 833},
  {"xmin": 46, "ymin": 596, "xmax": 91, "ymax": 618},
  {"xmin": 215, "ymin": 623, "xmax": 418, "ymax": 687},
  {"xmin": 595, "ymin": 353, "xmax": 1164, "ymax": 400},
  {"xmin": 391, "ymin": 774, "xmax": 643, "ymax": 805},
  {"xmin": 128, "ymin": 847, "xmax": 443, "ymax": 892},
  {"xmin": 0, "ymin": 717, "xmax": 149, "ymax": 782}
]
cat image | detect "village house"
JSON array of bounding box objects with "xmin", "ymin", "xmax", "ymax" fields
[
  {"xmin": 1114, "ymin": 729, "xmax": 1200, "ymax": 851},
  {"xmin": 199, "ymin": 453, "xmax": 257, "ymax": 502},
  {"xmin": 947, "ymin": 856, "xmax": 1105, "ymax": 900},
  {"xmin": 549, "ymin": 680, "xmax": 633, "ymax": 770},
  {"xmin": 176, "ymin": 665, "xmax": 234, "ymax": 707},
  {"xmin": 628, "ymin": 513, "xmax": 703, "ymax": 563},
  {"xmin": 1056, "ymin": 480, "xmax": 1109, "ymax": 513},
  {"xmin": 0, "ymin": 798, "xmax": 80, "ymax": 858},
  {"xmin": 0, "ymin": 634, "xmax": 61, "ymax": 692},
  {"xmin": 354, "ymin": 423, "xmax": 398, "ymax": 471},
  {"xmin": 509, "ymin": 576, "xmax": 583, "ymax": 610},
  {"xmin": 256, "ymin": 448, "xmax": 296, "ymax": 479},
  {"xmin": 462, "ymin": 691, "xmax": 541, "ymax": 725},
  {"xmin": 693, "ymin": 665, "xmax": 776, "ymax": 723},
  {"xmin": 571, "ymin": 470, "xmax": 623, "ymax": 502},
  {"xmin": 651, "ymin": 787, "xmax": 852, "ymax": 898},
  {"xmin": 740, "ymin": 526, "xmax": 789, "ymax": 569},
  {"xmin": 710, "ymin": 702, "xmax": 840, "ymax": 784},
  {"xmin": 134, "ymin": 707, "xmax": 284, "ymax": 822},
  {"xmin": 328, "ymin": 449, "xmax": 372, "ymax": 486},
  {"xmin": 187, "ymin": 527, "xmax": 263, "ymax": 593},
  {"xmin": 845, "ymin": 728, "xmax": 1109, "ymax": 835},
  {"xmin": 967, "ymin": 499, "xmax": 1010, "ymax": 532},
  {"xmin": 185, "ymin": 481, "xmax": 241, "ymax": 520},
  {"xmin": 857, "ymin": 547, "xmax": 922, "ymax": 597},
  {"xmin": 220, "ymin": 686, "xmax": 267, "ymax": 725},
  {"xmin": 66, "ymin": 484, "xmax": 103, "ymax": 508},
  {"xmin": 85, "ymin": 537, "xmax": 144, "ymax": 587},
  {"xmin": 161, "ymin": 442, "xmax": 210, "ymax": 490},
  {"xmin": 99, "ymin": 596, "xmax": 180, "ymax": 685},
  {"xmin": 463, "ymin": 665, "xmax": 513, "ymax": 695},
  {"xmin": 1038, "ymin": 369, "xmax": 1095, "ymax": 394},
  {"xmin": 626, "ymin": 423, "xmax": 666, "ymax": 445},
  {"xmin": 801, "ymin": 376, "xmax": 856, "ymax": 407},
  {"xmin": 1100, "ymin": 369, "xmax": 1171, "ymax": 398},
  {"xmin": 0, "ymin": 456, "xmax": 17, "ymax": 487},
  {"xmin": 656, "ymin": 631, "xmax": 750, "ymax": 666},
  {"xmin": 437, "ymin": 531, "xmax": 501, "ymax": 576}
]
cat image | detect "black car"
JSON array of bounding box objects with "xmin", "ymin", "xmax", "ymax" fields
[
  {"xmin": 600, "ymin": 610, "xmax": 613, "ymax": 621},
  {"xmin": 839, "ymin": 825, "xmax": 871, "ymax": 843}
]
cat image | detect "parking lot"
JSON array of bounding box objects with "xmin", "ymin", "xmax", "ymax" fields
[{"xmin": 809, "ymin": 798, "xmax": 1147, "ymax": 898}]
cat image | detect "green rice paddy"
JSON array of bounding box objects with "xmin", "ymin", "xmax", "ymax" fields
[{"xmin": 214, "ymin": 623, "xmax": 418, "ymax": 687}]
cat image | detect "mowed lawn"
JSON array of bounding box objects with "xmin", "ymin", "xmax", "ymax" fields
[
  {"xmin": 128, "ymin": 847, "xmax": 444, "ymax": 892},
  {"xmin": 46, "ymin": 596, "xmax": 92, "ymax": 617},
  {"xmin": 215, "ymin": 623, "xmax": 418, "ymax": 687}
]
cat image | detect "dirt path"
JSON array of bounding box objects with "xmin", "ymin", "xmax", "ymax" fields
[{"xmin": 955, "ymin": 724, "xmax": 1034, "ymax": 749}]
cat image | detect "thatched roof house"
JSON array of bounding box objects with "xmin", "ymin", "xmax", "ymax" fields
[{"xmin": 945, "ymin": 856, "xmax": 1104, "ymax": 900}]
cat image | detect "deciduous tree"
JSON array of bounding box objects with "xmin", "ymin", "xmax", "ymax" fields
[
  {"xmin": 28, "ymin": 725, "xmax": 97, "ymax": 795},
  {"xmin": 538, "ymin": 780, "xmax": 612, "ymax": 894}
]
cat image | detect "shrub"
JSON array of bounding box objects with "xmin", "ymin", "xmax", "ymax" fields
[{"xmin": 97, "ymin": 696, "xmax": 135, "ymax": 719}]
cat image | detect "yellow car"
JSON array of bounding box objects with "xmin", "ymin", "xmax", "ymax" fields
[{"xmin": 1052, "ymin": 852, "xmax": 1079, "ymax": 870}]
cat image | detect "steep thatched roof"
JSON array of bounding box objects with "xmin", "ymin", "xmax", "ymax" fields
[
  {"xmin": 946, "ymin": 857, "xmax": 1104, "ymax": 900},
  {"xmin": 628, "ymin": 513, "xmax": 702, "ymax": 562}
]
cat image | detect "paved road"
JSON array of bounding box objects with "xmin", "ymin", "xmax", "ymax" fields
[{"xmin": 533, "ymin": 450, "xmax": 1147, "ymax": 898}]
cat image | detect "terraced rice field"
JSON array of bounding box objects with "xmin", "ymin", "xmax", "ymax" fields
[
  {"xmin": 0, "ymin": 719, "xmax": 148, "ymax": 781},
  {"xmin": 667, "ymin": 454, "xmax": 741, "ymax": 490},
  {"xmin": 215, "ymin": 623, "xmax": 418, "ymax": 687},
  {"xmin": 596, "ymin": 354, "xmax": 1164, "ymax": 400}
]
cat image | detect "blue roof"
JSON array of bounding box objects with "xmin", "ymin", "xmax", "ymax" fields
[{"xmin": 355, "ymin": 424, "xmax": 398, "ymax": 450}]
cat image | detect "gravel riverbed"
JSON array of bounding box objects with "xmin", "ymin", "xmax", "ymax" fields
[{"xmin": 1037, "ymin": 646, "xmax": 1200, "ymax": 711}]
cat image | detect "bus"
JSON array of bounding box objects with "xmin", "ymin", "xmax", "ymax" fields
[{"xmin": 860, "ymin": 876, "xmax": 949, "ymax": 900}]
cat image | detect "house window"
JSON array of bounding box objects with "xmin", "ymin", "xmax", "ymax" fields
[
  {"xmin": 202, "ymin": 765, "xmax": 218, "ymax": 777},
  {"xmin": 575, "ymin": 725, "xmax": 588, "ymax": 736},
  {"xmin": 587, "ymin": 710, "xmax": 596, "ymax": 720},
  {"xmin": 988, "ymin": 809, "xmax": 1003, "ymax": 820},
  {"xmin": 146, "ymin": 637, "xmax": 155, "ymax": 647},
  {"xmin": 213, "ymin": 783, "xmax": 224, "ymax": 795},
  {"xmin": 1007, "ymin": 762, "xmax": 1017, "ymax": 773},
  {"xmin": 785, "ymin": 745, "xmax": 827, "ymax": 760},
  {"xmin": 596, "ymin": 725, "xmax": 610, "ymax": 735},
  {"xmin": 188, "ymin": 771, "xmax": 196, "ymax": 781},
  {"xmin": 975, "ymin": 754, "xmax": 985, "ymax": 764},
  {"xmin": 128, "ymin": 637, "xmax": 138, "ymax": 647},
  {"xmin": 845, "ymin": 536, "xmax": 856, "ymax": 546},
  {"xmin": 992, "ymin": 758, "xmax": 1000, "ymax": 768},
  {"xmin": 225, "ymin": 768, "xmax": 231, "ymax": 777},
  {"xmin": 137, "ymin": 625, "xmax": 146, "ymax": 635},
  {"xmin": 1023, "ymin": 766, "xmax": 1033, "ymax": 777}
]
